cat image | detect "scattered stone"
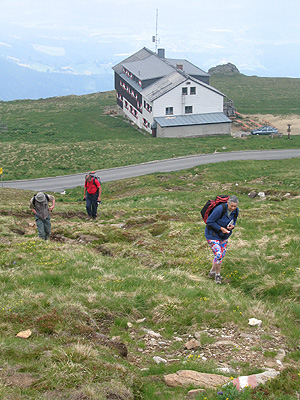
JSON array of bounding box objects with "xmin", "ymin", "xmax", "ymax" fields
[
  {"xmin": 16, "ymin": 329, "xmax": 32, "ymax": 339},
  {"xmin": 231, "ymin": 369, "xmax": 280, "ymax": 391},
  {"xmin": 248, "ymin": 318, "xmax": 262, "ymax": 327},
  {"xmin": 141, "ymin": 328, "xmax": 161, "ymax": 338},
  {"xmin": 258, "ymin": 192, "xmax": 266, "ymax": 199},
  {"xmin": 276, "ymin": 360, "xmax": 284, "ymax": 369},
  {"xmin": 216, "ymin": 366, "xmax": 236, "ymax": 374},
  {"xmin": 153, "ymin": 356, "xmax": 167, "ymax": 364},
  {"xmin": 284, "ymin": 193, "xmax": 291, "ymax": 197},
  {"xmin": 164, "ymin": 370, "xmax": 230, "ymax": 388},
  {"xmin": 248, "ymin": 191, "xmax": 258, "ymax": 199},
  {"xmin": 185, "ymin": 338, "xmax": 201, "ymax": 350},
  {"xmin": 276, "ymin": 349, "xmax": 286, "ymax": 361},
  {"xmin": 127, "ymin": 322, "xmax": 133, "ymax": 328},
  {"xmin": 136, "ymin": 318, "xmax": 146, "ymax": 323},
  {"xmin": 174, "ymin": 336, "xmax": 183, "ymax": 342},
  {"xmin": 212, "ymin": 340, "xmax": 239, "ymax": 348},
  {"xmin": 194, "ymin": 332, "xmax": 202, "ymax": 340}
]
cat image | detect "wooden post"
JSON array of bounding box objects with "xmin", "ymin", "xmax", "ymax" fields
[{"xmin": 287, "ymin": 124, "xmax": 291, "ymax": 140}]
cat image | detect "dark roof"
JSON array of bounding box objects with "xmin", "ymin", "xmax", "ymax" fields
[
  {"xmin": 112, "ymin": 47, "xmax": 209, "ymax": 79},
  {"xmin": 142, "ymin": 70, "xmax": 225, "ymax": 102},
  {"xmin": 154, "ymin": 112, "xmax": 231, "ymax": 128},
  {"xmin": 123, "ymin": 54, "xmax": 174, "ymax": 80},
  {"xmin": 166, "ymin": 58, "xmax": 209, "ymax": 77},
  {"xmin": 141, "ymin": 71, "xmax": 186, "ymax": 101},
  {"xmin": 112, "ymin": 48, "xmax": 152, "ymax": 74}
]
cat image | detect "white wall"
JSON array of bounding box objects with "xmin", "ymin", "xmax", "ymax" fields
[
  {"xmin": 152, "ymin": 81, "xmax": 224, "ymax": 117},
  {"xmin": 156, "ymin": 122, "xmax": 231, "ymax": 138},
  {"xmin": 141, "ymin": 103, "xmax": 154, "ymax": 133}
]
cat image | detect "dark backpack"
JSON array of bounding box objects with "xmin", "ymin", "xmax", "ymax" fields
[
  {"xmin": 91, "ymin": 175, "xmax": 101, "ymax": 187},
  {"xmin": 201, "ymin": 195, "xmax": 229, "ymax": 223},
  {"xmin": 33, "ymin": 193, "xmax": 49, "ymax": 206},
  {"xmin": 86, "ymin": 173, "xmax": 101, "ymax": 188}
]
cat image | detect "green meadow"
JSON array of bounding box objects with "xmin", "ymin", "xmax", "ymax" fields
[
  {"xmin": 211, "ymin": 74, "xmax": 300, "ymax": 115},
  {"xmin": 1, "ymin": 89, "xmax": 300, "ymax": 181},
  {"xmin": 0, "ymin": 77, "xmax": 300, "ymax": 398},
  {"xmin": 0, "ymin": 158, "xmax": 300, "ymax": 399}
]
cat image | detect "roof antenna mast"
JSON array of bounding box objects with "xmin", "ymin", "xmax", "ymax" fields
[{"xmin": 152, "ymin": 9, "xmax": 159, "ymax": 53}]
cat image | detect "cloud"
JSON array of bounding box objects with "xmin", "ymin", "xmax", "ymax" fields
[
  {"xmin": 208, "ymin": 28, "xmax": 233, "ymax": 33},
  {"xmin": 114, "ymin": 53, "xmax": 132, "ymax": 57},
  {"xmin": 0, "ymin": 41, "xmax": 12, "ymax": 47},
  {"xmin": 18, "ymin": 63, "xmax": 31, "ymax": 68},
  {"xmin": 33, "ymin": 44, "xmax": 65, "ymax": 56},
  {"xmin": 7, "ymin": 56, "xmax": 20, "ymax": 62},
  {"xmin": 203, "ymin": 44, "xmax": 224, "ymax": 49}
]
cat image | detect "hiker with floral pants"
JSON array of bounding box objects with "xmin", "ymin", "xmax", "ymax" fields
[{"xmin": 205, "ymin": 195, "xmax": 239, "ymax": 284}]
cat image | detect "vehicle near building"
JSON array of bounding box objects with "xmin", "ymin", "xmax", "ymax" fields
[{"xmin": 251, "ymin": 126, "xmax": 278, "ymax": 135}]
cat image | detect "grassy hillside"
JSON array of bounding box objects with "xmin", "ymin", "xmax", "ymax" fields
[
  {"xmin": 210, "ymin": 74, "xmax": 300, "ymax": 115},
  {"xmin": 1, "ymin": 91, "xmax": 300, "ymax": 181},
  {"xmin": 0, "ymin": 159, "xmax": 299, "ymax": 399}
]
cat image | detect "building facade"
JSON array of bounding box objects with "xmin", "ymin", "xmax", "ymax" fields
[{"xmin": 112, "ymin": 47, "xmax": 232, "ymax": 138}]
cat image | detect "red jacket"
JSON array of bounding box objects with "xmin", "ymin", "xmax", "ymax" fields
[{"xmin": 85, "ymin": 178, "xmax": 100, "ymax": 195}]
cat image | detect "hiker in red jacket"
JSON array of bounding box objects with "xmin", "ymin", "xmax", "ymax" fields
[{"xmin": 83, "ymin": 172, "xmax": 101, "ymax": 220}]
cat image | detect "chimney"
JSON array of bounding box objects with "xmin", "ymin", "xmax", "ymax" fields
[
  {"xmin": 157, "ymin": 48, "xmax": 165, "ymax": 58},
  {"xmin": 176, "ymin": 63, "xmax": 183, "ymax": 71}
]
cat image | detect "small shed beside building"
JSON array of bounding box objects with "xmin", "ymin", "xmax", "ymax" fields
[{"xmin": 153, "ymin": 112, "xmax": 231, "ymax": 138}]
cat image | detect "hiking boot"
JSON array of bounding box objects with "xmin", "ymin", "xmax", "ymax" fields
[
  {"xmin": 208, "ymin": 271, "xmax": 216, "ymax": 279},
  {"xmin": 215, "ymin": 274, "xmax": 222, "ymax": 284},
  {"xmin": 86, "ymin": 215, "xmax": 92, "ymax": 220},
  {"xmin": 92, "ymin": 216, "xmax": 97, "ymax": 220}
]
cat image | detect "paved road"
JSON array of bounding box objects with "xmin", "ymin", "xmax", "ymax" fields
[{"xmin": 2, "ymin": 149, "xmax": 300, "ymax": 192}]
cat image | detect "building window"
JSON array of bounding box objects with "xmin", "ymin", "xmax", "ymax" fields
[
  {"xmin": 185, "ymin": 106, "xmax": 193, "ymax": 114},
  {"xmin": 166, "ymin": 107, "xmax": 173, "ymax": 115},
  {"xmin": 182, "ymin": 87, "xmax": 188, "ymax": 95},
  {"xmin": 144, "ymin": 101, "xmax": 152, "ymax": 113},
  {"xmin": 190, "ymin": 87, "xmax": 196, "ymax": 95}
]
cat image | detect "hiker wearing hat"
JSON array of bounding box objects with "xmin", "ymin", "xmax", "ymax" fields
[
  {"xmin": 83, "ymin": 172, "xmax": 101, "ymax": 220},
  {"xmin": 30, "ymin": 192, "xmax": 55, "ymax": 240}
]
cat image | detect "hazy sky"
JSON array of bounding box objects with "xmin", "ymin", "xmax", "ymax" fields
[{"xmin": 1, "ymin": 0, "xmax": 300, "ymax": 78}]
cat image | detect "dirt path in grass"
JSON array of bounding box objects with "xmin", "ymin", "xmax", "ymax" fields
[{"xmin": 251, "ymin": 114, "xmax": 300, "ymax": 135}]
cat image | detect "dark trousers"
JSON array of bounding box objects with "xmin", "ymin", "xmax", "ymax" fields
[
  {"xmin": 86, "ymin": 192, "xmax": 98, "ymax": 217},
  {"xmin": 35, "ymin": 216, "xmax": 51, "ymax": 240}
]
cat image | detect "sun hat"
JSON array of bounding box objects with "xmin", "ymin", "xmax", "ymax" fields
[{"xmin": 35, "ymin": 192, "xmax": 46, "ymax": 202}]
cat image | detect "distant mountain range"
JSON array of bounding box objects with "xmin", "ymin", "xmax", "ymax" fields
[{"xmin": 0, "ymin": 57, "xmax": 114, "ymax": 101}]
